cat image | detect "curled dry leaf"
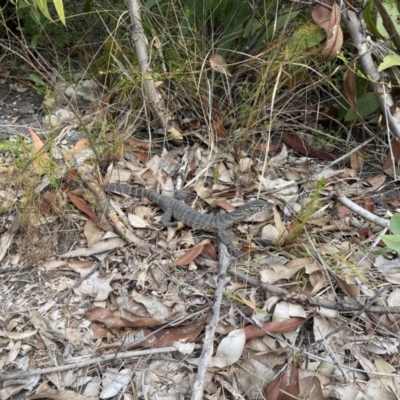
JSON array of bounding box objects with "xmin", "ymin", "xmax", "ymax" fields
[
  {"xmin": 67, "ymin": 193, "xmax": 100, "ymax": 223},
  {"xmin": 84, "ymin": 220, "xmax": 103, "ymax": 247},
  {"xmin": 209, "ymin": 54, "xmax": 232, "ymax": 77},
  {"xmin": 312, "ymin": 0, "xmax": 343, "ymax": 61},
  {"xmin": 168, "ymin": 239, "xmax": 217, "ymax": 266},
  {"xmin": 63, "ymin": 138, "xmax": 90, "ymax": 161},
  {"xmin": 131, "ymin": 317, "xmax": 206, "ymax": 349},
  {"xmin": 208, "ymin": 328, "xmax": 246, "ymax": 368},
  {"xmin": 343, "ymin": 65, "xmax": 357, "ymax": 111},
  {"xmin": 245, "ymin": 317, "xmax": 307, "ymax": 340},
  {"xmin": 259, "ymin": 261, "xmax": 304, "ymax": 284},
  {"xmin": 86, "ymin": 306, "xmax": 161, "ymax": 329},
  {"xmin": 350, "ymin": 147, "xmax": 365, "ymax": 170},
  {"xmin": 29, "ymin": 126, "xmax": 51, "ymax": 174},
  {"xmin": 383, "ymin": 138, "xmax": 400, "ymax": 171},
  {"xmin": 299, "ymin": 376, "xmax": 325, "ymax": 400},
  {"xmin": 265, "ymin": 361, "xmax": 299, "ymax": 400}
]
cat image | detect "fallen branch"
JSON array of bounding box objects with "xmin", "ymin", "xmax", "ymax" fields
[{"xmin": 336, "ymin": 193, "xmax": 389, "ymax": 228}]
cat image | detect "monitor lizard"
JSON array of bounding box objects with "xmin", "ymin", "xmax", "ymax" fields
[{"xmin": 101, "ymin": 184, "xmax": 273, "ymax": 255}]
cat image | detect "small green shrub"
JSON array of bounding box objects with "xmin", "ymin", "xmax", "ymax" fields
[{"xmin": 381, "ymin": 214, "xmax": 400, "ymax": 252}]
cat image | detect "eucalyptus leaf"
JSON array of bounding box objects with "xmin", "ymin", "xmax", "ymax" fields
[
  {"xmin": 381, "ymin": 235, "xmax": 400, "ymax": 252},
  {"xmin": 390, "ymin": 214, "xmax": 400, "ymax": 235},
  {"xmin": 345, "ymin": 92, "xmax": 380, "ymax": 121},
  {"xmin": 378, "ymin": 53, "xmax": 400, "ymax": 71}
]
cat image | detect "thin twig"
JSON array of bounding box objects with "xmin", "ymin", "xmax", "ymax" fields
[
  {"xmin": 311, "ymin": 285, "xmax": 390, "ymax": 347},
  {"xmin": 191, "ymin": 243, "xmax": 231, "ymax": 400},
  {"xmin": 57, "ymin": 263, "xmax": 100, "ymax": 303},
  {"xmin": 229, "ymin": 268, "xmax": 400, "ymax": 314},
  {"xmin": 235, "ymin": 308, "xmax": 400, "ymax": 378},
  {"xmin": 304, "ymin": 228, "xmax": 338, "ymax": 300},
  {"xmin": 0, "ymin": 347, "xmax": 179, "ymax": 381}
]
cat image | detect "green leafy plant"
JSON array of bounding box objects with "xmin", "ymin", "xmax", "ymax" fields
[
  {"xmin": 381, "ymin": 214, "xmax": 400, "ymax": 251},
  {"xmin": 285, "ymin": 178, "xmax": 325, "ymax": 245},
  {"xmin": 11, "ymin": 0, "xmax": 66, "ymax": 25}
]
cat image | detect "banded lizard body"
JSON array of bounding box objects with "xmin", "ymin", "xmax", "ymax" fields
[{"xmin": 102, "ymin": 184, "xmax": 273, "ymax": 255}]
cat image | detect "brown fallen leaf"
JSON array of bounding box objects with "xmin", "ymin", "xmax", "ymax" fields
[
  {"xmin": 29, "ymin": 126, "xmax": 51, "ymax": 174},
  {"xmin": 39, "ymin": 191, "xmax": 58, "ymax": 217},
  {"xmin": 312, "ymin": 0, "xmax": 343, "ymax": 61},
  {"xmin": 383, "ymin": 138, "xmax": 400, "ymax": 171},
  {"xmin": 383, "ymin": 198, "xmax": 400, "ymax": 207},
  {"xmin": 343, "ymin": 65, "xmax": 357, "ymax": 111},
  {"xmin": 67, "ymin": 192, "xmax": 100, "ymax": 223},
  {"xmin": 265, "ymin": 361, "xmax": 300, "ymax": 400},
  {"xmin": 354, "ymin": 195, "xmax": 374, "ymax": 213},
  {"xmin": 86, "ymin": 306, "xmax": 161, "ymax": 329},
  {"xmin": 350, "ymin": 146, "xmax": 365, "ymax": 170},
  {"xmin": 252, "ymin": 142, "xmax": 278, "ymax": 152},
  {"xmin": 212, "ymin": 100, "xmax": 227, "ymax": 138},
  {"xmin": 244, "ymin": 317, "xmax": 307, "ymax": 340},
  {"xmin": 63, "ymin": 138, "xmax": 90, "ymax": 161},
  {"xmin": 131, "ymin": 317, "xmax": 207, "ymax": 349},
  {"xmin": 168, "ymin": 239, "xmax": 217, "ymax": 266},
  {"xmin": 209, "ymin": 54, "xmax": 232, "ymax": 77},
  {"xmin": 281, "ymin": 132, "xmax": 342, "ymax": 161}
]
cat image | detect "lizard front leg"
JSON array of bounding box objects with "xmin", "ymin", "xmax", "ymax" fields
[
  {"xmin": 217, "ymin": 228, "xmax": 241, "ymax": 257},
  {"xmin": 161, "ymin": 207, "xmax": 178, "ymax": 227}
]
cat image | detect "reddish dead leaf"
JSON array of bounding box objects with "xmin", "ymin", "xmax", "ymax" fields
[
  {"xmin": 312, "ymin": 0, "xmax": 343, "ymax": 61},
  {"xmin": 265, "ymin": 361, "xmax": 300, "ymax": 400},
  {"xmin": 29, "ymin": 126, "xmax": 51, "ymax": 173},
  {"xmin": 86, "ymin": 307, "xmax": 160, "ymax": 329},
  {"xmin": 330, "ymin": 269, "xmax": 360, "ymax": 298},
  {"xmin": 67, "ymin": 193, "xmax": 100, "ymax": 223},
  {"xmin": 357, "ymin": 228, "xmax": 385, "ymax": 246},
  {"xmin": 364, "ymin": 172, "xmax": 386, "ymax": 191},
  {"xmin": 383, "ymin": 198, "xmax": 400, "ymax": 207},
  {"xmin": 215, "ymin": 199, "xmax": 236, "ymax": 212},
  {"xmin": 212, "ymin": 100, "xmax": 227, "ymax": 138},
  {"xmin": 338, "ymin": 205, "xmax": 352, "ymax": 220},
  {"xmin": 343, "ymin": 65, "xmax": 357, "ymax": 111},
  {"xmin": 357, "ymin": 228, "xmax": 375, "ymax": 241},
  {"xmin": 300, "ymin": 376, "xmax": 325, "ymax": 399},
  {"xmin": 389, "ymin": 102, "xmax": 400, "ymax": 117},
  {"xmin": 383, "ymin": 138, "xmax": 400, "ymax": 170},
  {"xmin": 355, "ymin": 196, "xmax": 374, "ymax": 213},
  {"xmin": 179, "ymin": 118, "xmax": 201, "ymax": 131},
  {"xmin": 168, "ymin": 239, "xmax": 217, "ymax": 266},
  {"xmin": 350, "ymin": 146, "xmax": 365, "ymax": 170},
  {"xmin": 244, "ymin": 317, "xmax": 307, "ymax": 340},
  {"xmin": 133, "ymin": 150, "xmax": 150, "ymax": 162},
  {"xmin": 238, "ymin": 295, "xmax": 256, "ymax": 310},
  {"xmin": 89, "ymin": 322, "xmax": 109, "ymax": 339},
  {"xmin": 131, "ymin": 317, "xmax": 207, "ymax": 349},
  {"xmin": 64, "ymin": 138, "xmax": 90, "ymax": 161},
  {"xmin": 252, "ymin": 142, "xmax": 278, "ymax": 152},
  {"xmin": 39, "ymin": 191, "xmax": 58, "ymax": 217},
  {"xmin": 281, "ymin": 133, "xmax": 342, "ymax": 160},
  {"xmin": 124, "ymin": 136, "xmax": 153, "ymax": 150}
]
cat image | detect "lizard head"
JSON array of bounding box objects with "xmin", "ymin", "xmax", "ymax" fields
[
  {"xmin": 244, "ymin": 199, "xmax": 274, "ymax": 213},
  {"xmin": 227, "ymin": 199, "xmax": 273, "ymax": 223}
]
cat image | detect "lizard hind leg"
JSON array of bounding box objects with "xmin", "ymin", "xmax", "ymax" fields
[{"xmin": 161, "ymin": 207, "xmax": 178, "ymax": 227}]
